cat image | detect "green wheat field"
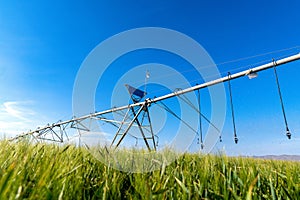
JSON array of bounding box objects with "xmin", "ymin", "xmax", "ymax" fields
[{"xmin": 0, "ymin": 140, "xmax": 299, "ymax": 199}]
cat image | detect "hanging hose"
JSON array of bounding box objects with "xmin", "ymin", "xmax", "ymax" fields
[
  {"xmin": 197, "ymin": 89, "xmax": 204, "ymax": 149},
  {"xmin": 228, "ymin": 72, "xmax": 239, "ymax": 144},
  {"xmin": 273, "ymin": 60, "xmax": 291, "ymax": 139}
]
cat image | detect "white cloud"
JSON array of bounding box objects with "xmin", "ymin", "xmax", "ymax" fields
[
  {"xmin": 2, "ymin": 101, "xmax": 35, "ymax": 121},
  {"xmin": 0, "ymin": 101, "xmax": 47, "ymax": 138}
]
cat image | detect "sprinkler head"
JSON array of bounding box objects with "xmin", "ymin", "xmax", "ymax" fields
[
  {"xmin": 219, "ymin": 136, "xmax": 222, "ymax": 143},
  {"xmin": 248, "ymin": 72, "xmax": 258, "ymax": 79},
  {"xmin": 201, "ymin": 143, "xmax": 204, "ymax": 150},
  {"xmin": 234, "ymin": 137, "xmax": 238, "ymax": 144},
  {"xmin": 286, "ymin": 128, "xmax": 291, "ymax": 139}
]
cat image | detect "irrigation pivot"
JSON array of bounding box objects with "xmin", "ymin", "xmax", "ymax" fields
[{"xmin": 11, "ymin": 53, "xmax": 300, "ymax": 150}]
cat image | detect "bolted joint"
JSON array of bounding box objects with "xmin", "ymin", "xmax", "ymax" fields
[{"xmin": 145, "ymin": 98, "xmax": 152, "ymax": 107}]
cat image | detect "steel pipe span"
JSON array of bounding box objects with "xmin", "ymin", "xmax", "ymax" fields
[{"xmin": 13, "ymin": 52, "xmax": 300, "ymax": 139}]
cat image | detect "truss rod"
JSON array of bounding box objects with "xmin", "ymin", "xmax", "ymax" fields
[{"xmin": 114, "ymin": 104, "xmax": 146, "ymax": 149}]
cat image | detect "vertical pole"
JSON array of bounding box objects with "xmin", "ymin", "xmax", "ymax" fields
[
  {"xmin": 145, "ymin": 106, "xmax": 156, "ymax": 151},
  {"xmin": 130, "ymin": 107, "xmax": 151, "ymax": 151},
  {"xmin": 144, "ymin": 70, "xmax": 150, "ymax": 96}
]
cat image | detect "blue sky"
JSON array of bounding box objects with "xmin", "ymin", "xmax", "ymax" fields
[{"xmin": 0, "ymin": 1, "xmax": 300, "ymax": 155}]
